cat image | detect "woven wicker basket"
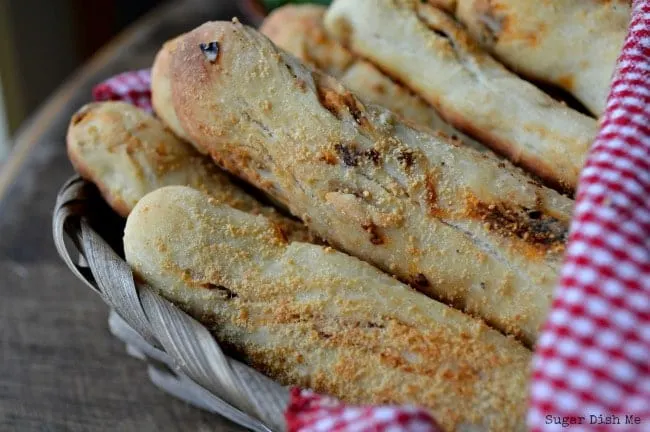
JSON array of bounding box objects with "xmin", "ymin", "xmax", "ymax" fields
[{"xmin": 53, "ymin": 176, "xmax": 291, "ymax": 432}]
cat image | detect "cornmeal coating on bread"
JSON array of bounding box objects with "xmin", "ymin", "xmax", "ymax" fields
[
  {"xmin": 66, "ymin": 101, "xmax": 310, "ymax": 242},
  {"xmin": 324, "ymin": 0, "xmax": 598, "ymax": 191},
  {"xmin": 260, "ymin": 5, "xmax": 486, "ymax": 152},
  {"xmin": 431, "ymin": 0, "xmax": 628, "ymax": 116},
  {"xmin": 164, "ymin": 20, "xmax": 574, "ymax": 345},
  {"xmin": 124, "ymin": 186, "xmax": 530, "ymax": 432}
]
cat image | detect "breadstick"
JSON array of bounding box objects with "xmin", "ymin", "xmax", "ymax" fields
[
  {"xmin": 164, "ymin": 20, "xmax": 574, "ymax": 345},
  {"xmin": 66, "ymin": 101, "xmax": 311, "ymax": 242},
  {"xmin": 151, "ymin": 36, "xmax": 193, "ymax": 142},
  {"xmin": 324, "ymin": 0, "xmax": 598, "ymax": 191},
  {"xmin": 124, "ymin": 185, "xmax": 530, "ymax": 432},
  {"xmin": 438, "ymin": 0, "xmax": 629, "ymax": 116},
  {"xmin": 260, "ymin": 4, "xmax": 487, "ymax": 152}
]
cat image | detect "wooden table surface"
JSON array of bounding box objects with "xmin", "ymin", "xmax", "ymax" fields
[{"xmin": 0, "ymin": 1, "xmax": 250, "ymax": 430}]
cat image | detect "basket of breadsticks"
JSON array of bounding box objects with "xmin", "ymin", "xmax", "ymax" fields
[{"xmin": 55, "ymin": 1, "xmax": 649, "ymax": 431}]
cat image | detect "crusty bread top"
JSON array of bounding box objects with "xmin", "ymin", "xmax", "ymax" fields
[
  {"xmin": 324, "ymin": 0, "xmax": 598, "ymax": 191},
  {"xmin": 166, "ymin": 20, "xmax": 573, "ymax": 344},
  {"xmin": 261, "ymin": 4, "xmax": 489, "ymax": 153},
  {"xmin": 66, "ymin": 101, "xmax": 312, "ymax": 243},
  {"xmin": 454, "ymin": 0, "xmax": 629, "ymax": 116},
  {"xmin": 125, "ymin": 185, "xmax": 530, "ymax": 431}
]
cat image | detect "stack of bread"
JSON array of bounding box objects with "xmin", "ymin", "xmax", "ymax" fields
[{"xmin": 66, "ymin": 1, "xmax": 628, "ymax": 430}]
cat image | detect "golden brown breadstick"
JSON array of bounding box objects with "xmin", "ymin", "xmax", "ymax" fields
[
  {"xmin": 260, "ymin": 4, "xmax": 487, "ymax": 152},
  {"xmin": 66, "ymin": 101, "xmax": 311, "ymax": 242},
  {"xmin": 444, "ymin": 0, "xmax": 629, "ymax": 116},
  {"xmin": 124, "ymin": 185, "xmax": 530, "ymax": 432},
  {"xmin": 163, "ymin": 20, "xmax": 574, "ymax": 345},
  {"xmin": 324, "ymin": 0, "xmax": 598, "ymax": 191}
]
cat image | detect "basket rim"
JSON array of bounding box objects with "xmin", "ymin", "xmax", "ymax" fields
[{"xmin": 52, "ymin": 175, "xmax": 289, "ymax": 432}]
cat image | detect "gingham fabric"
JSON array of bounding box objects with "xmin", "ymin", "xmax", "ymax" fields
[
  {"xmin": 528, "ymin": 1, "xmax": 650, "ymax": 430},
  {"xmin": 92, "ymin": 69, "xmax": 152, "ymax": 112},
  {"xmin": 285, "ymin": 389, "xmax": 440, "ymax": 432},
  {"xmin": 92, "ymin": 3, "xmax": 650, "ymax": 428}
]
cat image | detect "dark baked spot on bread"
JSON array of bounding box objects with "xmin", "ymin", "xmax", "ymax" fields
[
  {"xmin": 365, "ymin": 148, "xmax": 381, "ymax": 165},
  {"xmin": 201, "ymin": 283, "xmax": 238, "ymax": 299},
  {"xmin": 467, "ymin": 197, "xmax": 567, "ymax": 252},
  {"xmin": 335, "ymin": 143, "xmax": 360, "ymax": 166},
  {"xmin": 316, "ymin": 82, "xmax": 368, "ymax": 126},
  {"xmin": 397, "ymin": 149, "xmax": 414, "ymax": 168},
  {"xmin": 362, "ymin": 222, "xmax": 385, "ymax": 245}
]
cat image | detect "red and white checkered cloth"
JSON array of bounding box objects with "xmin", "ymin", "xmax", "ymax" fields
[
  {"xmin": 93, "ymin": 69, "xmax": 152, "ymax": 112},
  {"xmin": 93, "ymin": 2, "xmax": 650, "ymax": 429},
  {"xmin": 285, "ymin": 389, "xmax": 440, "ymax": 432},
  {"xmin": 528, "ymin": 1, "xmax": 650, "ymax": 430}
]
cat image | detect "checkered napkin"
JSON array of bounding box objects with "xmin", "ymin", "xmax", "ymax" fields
[
  {"xmin": 92, "ymin": 3, "xmax": 650, "ymax": 429},
  {"xmin": 93, "ymin": 69, "xmax": 153, "ymax": 112},
  {"xmin": 528, "ymin": 1, "xmax": 650, "ymax": 430}
]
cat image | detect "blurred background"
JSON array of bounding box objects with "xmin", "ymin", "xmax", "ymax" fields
[
  {"xmin": 0, "ymin": 0, "xmax": 337, "ymax": 164},
  {"xmin": 0, "ymin": 0, "xmax": 165, "ymax": 162}
]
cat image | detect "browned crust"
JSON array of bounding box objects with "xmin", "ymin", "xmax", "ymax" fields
[
  {"xmin": 124, "ymin": 186, "xmax": 532, "ymax": 432},
  {"xmin": 167, "ymin": 20, "xmax": 571, "ymax": 347},
  {"xmin": 326, "ymin": 1, "xmax": 587, "ymax": 193}
]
